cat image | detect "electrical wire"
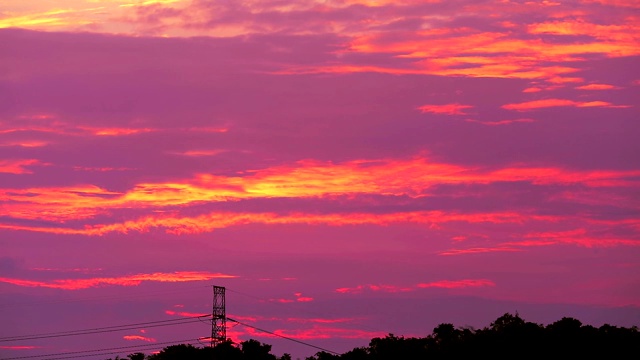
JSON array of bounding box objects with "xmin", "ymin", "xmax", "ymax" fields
[
  {"xmin": 0, "ymin": 338, "xmax": 201, "ymax": 360},
  {"xmin": 0, "ymin": 315, "xmax": 211, "ymax": 342},
  {"xmin": 226, "ymin": 287, "xmax": 384, "ymax": 336},
  {"xmin": 2, "ymin": 285, "xmax": 345, "ymax": 358},
  {"xmin": 227, "ymin": 317, "xmax": 341, "ymax": 355}
]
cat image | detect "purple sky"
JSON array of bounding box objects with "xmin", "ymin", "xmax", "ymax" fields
[{"xmin": 1, "ymin": 0, "xmax": 639, "ymax": 359}]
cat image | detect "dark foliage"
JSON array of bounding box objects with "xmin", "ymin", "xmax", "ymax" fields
[{"xmin": 105, "ymin": 313, "xmax": 639, "ymax": 360}]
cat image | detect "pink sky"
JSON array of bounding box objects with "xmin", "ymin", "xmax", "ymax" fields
[{"xmin": 1, "ymin": 0, "xmax": 639, "ymax": 358}]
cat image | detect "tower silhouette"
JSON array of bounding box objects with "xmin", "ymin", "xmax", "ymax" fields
[{"xmin": 211, "ymin": 286, "xmax": 226, "ymax": 348}]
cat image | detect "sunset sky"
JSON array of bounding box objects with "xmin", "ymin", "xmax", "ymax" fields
[{"xmin": 1, "ymin": 0, "xmax": 639, "ymax": 358}]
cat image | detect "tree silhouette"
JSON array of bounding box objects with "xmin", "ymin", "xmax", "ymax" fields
[
  {"xmin": 105, "ymin": 313, "xmax": 640, "ymax": 360},
  {"xmin": 127, "ymin": 353, "xmax": 145, "ymax": 360},
  {"xmin": 240, "ymin": 339, "xmax": 277, "ymax": 360}
]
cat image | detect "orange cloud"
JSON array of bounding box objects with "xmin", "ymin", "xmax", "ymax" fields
[
  {"xmin": 0, "ymin": 9, "xmax": 93, "ymax": 29},
  {"xmin": 418, "ymin": 104, "xmax": 473, "ymax": 115},
  {"xmin": 78, "ymin": 127, "xmax": 156, "ymax": 136},
  {"xmin": 0, "ymin": 210, "xmax": 562, "ymax": 236},
  {"xmin": 336, "ymin": 22, "xmax": 639, "ymax": 82},
  {"xmin": 0, "ymin": 271, "xmax": 237, "ymax": 290},
  {"xmin": 528, "ymin": 19, "xmax": 640, "ymax": 41},
  {"xmin": 2, "ymin": 156, "xmax": 639, "ymax": 223},
  {"xmin": 123, "ymin": 335, "xmax": 157, "ymax": 342},
  {"xmin": 0, "ymin": 346, "xmax": 40, "ymax": 350},
  {"xmin": 575, "ymin": 83, "xmax": 619, "ymax": 90},
  {"xmin": 501, "ymin": 98, "xmax": 623, "ymax": 111}
]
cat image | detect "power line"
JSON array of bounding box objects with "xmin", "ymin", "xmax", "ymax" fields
[
  {"xmin": 2, "ymin": 285, "xmax": 345, "ymax": 357},
  {"xmin": 0, "ymin": 338, "xmax": 201, "ymax": 360},
  {"xmin": 0, "ymin": 315, "xmax": 211, "ymax": 342},
  {"xmin": 227, "ymin": 317, "xmax": 341, "ymax": 355},
  {"xmin": 226, "ymin": 287, "xmax": 384, "ymax": 336}
]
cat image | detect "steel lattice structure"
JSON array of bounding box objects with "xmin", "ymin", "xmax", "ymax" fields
[{"xmin": 211, "ymin": 286, "xmax": 226, "ymax": 348}]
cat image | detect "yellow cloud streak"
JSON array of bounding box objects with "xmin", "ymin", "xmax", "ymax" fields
[{"xmin": 2, "ymin": 158, "xmax": 640, "ymax": 222}]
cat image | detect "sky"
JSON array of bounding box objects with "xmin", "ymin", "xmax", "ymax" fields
[{"xmin": 0, "ymin": 0, "xmax": 639, "ymax": 358}]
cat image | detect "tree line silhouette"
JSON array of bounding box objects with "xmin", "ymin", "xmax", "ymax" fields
[{"xmin": 107, "ymin": 313, "xmax": 639, "ymax": 360}]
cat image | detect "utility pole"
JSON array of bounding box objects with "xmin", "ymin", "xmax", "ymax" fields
[{"xmin": 211, "ymin": 286, "xmax": 226, "ymax": 348}]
